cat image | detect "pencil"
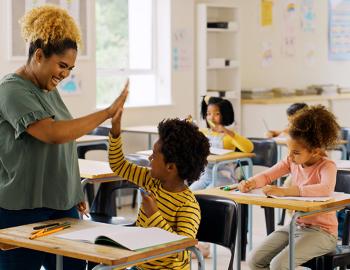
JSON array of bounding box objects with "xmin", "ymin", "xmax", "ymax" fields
[{"xmin": 29, "ymin": 225, "xmax": 70, "ymax": 240}]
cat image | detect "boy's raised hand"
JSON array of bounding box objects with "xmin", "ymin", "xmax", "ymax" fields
[
  {"xmin": 110, "ymin": 81, "xmax": 129, "ymax": 137},
  {"xmin": 107, "ymin": 79, "xmax": 129, "ymax": 118}
]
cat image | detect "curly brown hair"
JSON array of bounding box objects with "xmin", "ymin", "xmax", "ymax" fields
[
  {"xmin": 288, "ymin": 105, "xmax": 340, "ymax": 150},
  {"xmin": 20, "ymin": 5, "xmax": 81, "ymax": 60},
  {"xmin": 158, "ymin": 118, "xmax": 210, "ymax": 182}
]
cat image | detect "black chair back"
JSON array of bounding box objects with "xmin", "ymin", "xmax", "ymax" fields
[
  {"xmin": 341, "ymin": 127, "xmax": 350, "ymax": 160},
  {"xmin": 195, "ymin": 194, "xmax": 238, "ymax": 270},
  {"xmin": 248, "ymin": 138, "xmax": 278, "ymax": 167},
  {"xmin": 303, "ymin": 169, "xmax": 350, "ymax": 270}
]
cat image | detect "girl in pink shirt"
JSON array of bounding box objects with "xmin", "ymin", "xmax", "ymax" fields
[{"xmin": 239, "ymin": 105, "xmax": 340, "ymax": 270}]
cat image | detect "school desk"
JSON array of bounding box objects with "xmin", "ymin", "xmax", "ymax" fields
[
  {"xmin": 335, "ymin": 160, "xmax": 350, "ymax": 170},
  {"xmin": 0, "ymin": 218, "xmax": 203, "ymax": 270},
  {"xmin": 273, "ymin": 137, "xmax": 348, "ymax": 160},
  {"xmin": 112, "ymin": 125, "xmax": 158, "ymax": 149},
  {"xmin": 195, "ymin": 187, "xmax": 350, "ymax": 270},
  {"xmin": 76, "ymin": 135, "xmax": 109, "ymax": 148}
]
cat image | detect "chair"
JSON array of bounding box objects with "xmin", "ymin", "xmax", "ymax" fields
[
  {"xmin": 195, "ymin": 194, "xmax": 238, "ymax": 270},
  {"xmin": 303, "ymin": 169, "xmax": 350, "ymax": 270},
  {"xmin": 341, "ymin": 127, "xmax": 350, "ymax": 160}
]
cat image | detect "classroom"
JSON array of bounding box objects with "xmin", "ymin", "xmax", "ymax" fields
[{"xmin": 1, "ymin": 0, "xmax": 350, "ymax": 270}]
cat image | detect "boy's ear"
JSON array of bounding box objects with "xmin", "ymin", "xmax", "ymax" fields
[{"xmin": 166, "ymin": 162, "xmax": 178, "ymax": 173}]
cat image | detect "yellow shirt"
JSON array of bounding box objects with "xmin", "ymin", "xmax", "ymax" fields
[
  {"xmin": 109, "ymin": 135, "xmax": 200, "ymax": 270},
  {"xmin": 201, "ymin": 128, "xmax": 254, "ymax": 152}
]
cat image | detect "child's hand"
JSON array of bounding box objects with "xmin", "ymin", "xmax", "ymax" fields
[
  {"xmin": 262, "ymin": 185, "xmax": 286, "ymax": 197},
  {"xmin": 141, "ymin": 192, "xmax": 159, "ymax": 218},
  {"xmin": 107, "ymin": 79, "xmax": 129, "ymax": 119},
  {"xmin": 265, "ymin": 130, "xmax": 280, "ymax": 138},
  {"xmin": 263, "ymin": 185, "xmax": 300, "ymax": 197},
  {"xmin": 238, "ymin": 179, "xmax": 256, "ymax": 193},
  {"xmin": 110, "ymin": 107, "xmax": 124, "ymax": 137}
]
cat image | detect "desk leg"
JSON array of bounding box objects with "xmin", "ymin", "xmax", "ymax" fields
[
  {"xmin": 56, "ymin": 255, "xmax": 63, "ymax": 270},
  {"xmin": 148, "ymin": 134, "xmax": 152, "ymax": 150},
  {"xmin": 188, "ymin": 246, "xmax": 205, "ymax": 270},
  {"xmin": 289, "ymin": 212, "xmax": 301, "ymax": 270},
  {"xmin": 235, "ymin": 203, "xmax": 242, "ymax": 270}
]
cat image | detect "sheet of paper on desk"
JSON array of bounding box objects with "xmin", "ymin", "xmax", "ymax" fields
[
  {"xmin": 57, "ymin": 225, "xmax": 187, "ymax": 251},
  {"xmin": 210, "ymin": 147, "xmax": 233, "ymax": 155},
  {"xmin": 230, "ymin": 188, "xmax": 266, "ymax": 197},
  {"xmin": 230, "ymin": 189, "xmax": 348, "ymax": 202}
]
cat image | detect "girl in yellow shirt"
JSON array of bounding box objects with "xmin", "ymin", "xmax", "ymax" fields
[{"xmin": 190, "ymin": 96, "xmax": 254, "ymax": 190}]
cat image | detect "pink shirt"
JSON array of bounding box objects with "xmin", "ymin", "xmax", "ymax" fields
[{"xmin": 253, "ymin": 157, "xmax": 338, "ymax": 236}]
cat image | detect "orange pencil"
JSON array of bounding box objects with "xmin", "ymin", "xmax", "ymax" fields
[{"xmin": 29, "ymin": 225, "xmax": 70, "ymax": 240}]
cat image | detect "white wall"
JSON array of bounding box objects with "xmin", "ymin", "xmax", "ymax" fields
[
  {"xmin": 1, "ymin": 0, "xmax": 350, "ymax": 148},
  {"xmin": 239, "ymin": 0, "xmax": 350, "ymax": 89}
]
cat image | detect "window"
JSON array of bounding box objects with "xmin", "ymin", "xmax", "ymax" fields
[{"xmin": 96, "ymin": 0, "xmax": 170, "ymax": 108}]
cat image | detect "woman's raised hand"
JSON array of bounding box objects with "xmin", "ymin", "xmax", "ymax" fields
[{"xmin": 107, "ymin": 79, "xmax": 129, "ymax": 118}]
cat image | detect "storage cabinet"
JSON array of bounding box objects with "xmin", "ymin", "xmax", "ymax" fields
[{"xmin": 196, "ymin": 3, "xmax": 241, "ymax": 131}]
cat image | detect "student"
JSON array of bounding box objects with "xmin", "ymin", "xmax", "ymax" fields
[
  {"xmin": 190, "ymin": 96, "xmax": 254, "ymax": 190},
  {"xmin": 238, "ymin": 105, "xmax": 340, "ymax": 270},
  {"xmin": 108, "ymin": 98, "xmax": 210, "ymax": 270},
  {"xmin": 0, "ymin": 5, "xmax": 128, "ymax": 270},
  {"xmin": 265, "ymin": 102, "xmax": 308, "ymax": 138}
]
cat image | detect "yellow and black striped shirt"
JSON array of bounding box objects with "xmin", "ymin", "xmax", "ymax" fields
[{"xmin": 109, "ymin": 135, "xmax": 201, "ymax": 270}]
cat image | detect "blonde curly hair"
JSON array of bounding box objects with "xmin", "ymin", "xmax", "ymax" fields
[{"xmin": 20, "ymin": 4, "xmax": 81, "ymax": 47}]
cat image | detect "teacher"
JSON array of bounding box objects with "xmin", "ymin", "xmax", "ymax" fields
[{"xmin": 0, "ymin": 4, "xmax": 127, "ymax": 270}]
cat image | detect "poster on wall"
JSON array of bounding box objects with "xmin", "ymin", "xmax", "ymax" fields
[
  {"xmin": 57, "ymin": 73, "xmax": 81, "ymax": 95},
  {"xmin": 260, "ymin": 0, "xmax": 273, "ymax": 27},
  {"xmin": 329, "ymin": 0, "xmax": 350, "ymax": 60},
  {"xmin": 301, "ymin": 0, "xmax": 315, "ymax": 32},
  {"xmin": 281, "ymin": 0, "xmax": 297, "ymax": 57}
]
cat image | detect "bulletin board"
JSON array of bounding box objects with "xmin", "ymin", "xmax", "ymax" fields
[
  {"xmin": 328, "ymin": 0, "xmax": 350, "ymax": 60},
  {"xmin": 7, "ymin": 0, "xmax": 89, "ymax": 60}
]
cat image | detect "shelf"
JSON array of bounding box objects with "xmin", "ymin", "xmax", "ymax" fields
[
  {"xmin": 207, "ymin": 28, "xmax": 237, "ymax": 33},
  {"xmin": 207, "ymin": 66, "xmax": 239, "ymax": 70}
]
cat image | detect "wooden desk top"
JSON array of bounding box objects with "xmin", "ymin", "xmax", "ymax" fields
[
  {"xmin": 207, "ymin": 152, "xmax": 256, "ymax": 163},
  {"xmin": 241, "ymin": 93, "xmax": 350, "ymax": 105},
  {"xmin": 121, "ymin": 126, "xmax": 158, "ymax": 134},
  {"xmin": 272, "ymin": 137, "xmax": 348, "ymax": 145},
  {"xmin": 0, "ymin": 218, "xmax": 197, "ymax": 267},
  {"xmin": 79, "ymin": 159, "xmax": 117, "ymax": 179},
  {"xmin": 335, "ymin": 160, "xmax": 350, "ymax": 170},
  {"xmin": 194, "ymin": 187, "xmax": 350, "ymax": 212},
  {"xmin": 76, "ymin": 135, "xmax": 109, "ymax": 143},
  {"xmin": 273, "ymin": 137, "xmax": 347, "ymax": 146}
]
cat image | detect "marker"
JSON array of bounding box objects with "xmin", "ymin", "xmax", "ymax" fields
[
  {"xmin": 207, "ymin": 120, "xmax": 216, "ymax": 128},
  {"xmin": 220, "ymin": 185, "xmax": 238, "ymax": 191}
]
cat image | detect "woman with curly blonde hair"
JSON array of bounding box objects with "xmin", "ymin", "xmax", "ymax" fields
[{"xmin": 0, "ymin": 5, "xmax": 127, "ymax": 270}]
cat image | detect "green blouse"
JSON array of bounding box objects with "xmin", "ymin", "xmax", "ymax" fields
[{"xmin": 0, "ymin": 73, "xmax": 84, "ymax": 210}]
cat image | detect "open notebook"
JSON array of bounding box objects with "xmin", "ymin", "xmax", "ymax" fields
[
  {"xmin": 229, "ymin": 188, "xmax": 350, "ymax": 202},
  {"xmin": 57, "ymin": 225, "xmax": 188, "ymax": 251}
]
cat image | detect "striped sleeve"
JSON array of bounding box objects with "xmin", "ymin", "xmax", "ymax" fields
[
  {"xmin": 108, "ymin": 134, "xmax": 151, "ymax": 187},
  {"xmin": 145, "ymin": 201, "xmax": 200, "ymax": 239}
]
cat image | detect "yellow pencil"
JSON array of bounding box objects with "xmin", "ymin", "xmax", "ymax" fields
[{"xmin": 29, "ymin": 225, "xmax": 70, "ymax": 240}]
